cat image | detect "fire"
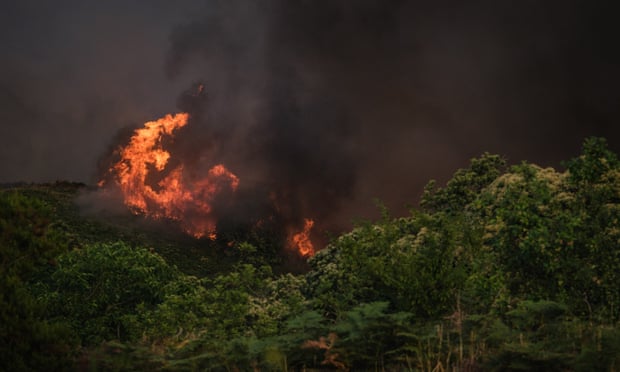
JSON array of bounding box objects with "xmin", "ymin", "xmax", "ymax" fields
[
  {"xmin": 291, "ymin": 218, "xmax": 315, "ymax": 257},
  {"xmin": 108, "ymin": 112, "xmax": 239, "ymax": 239}
]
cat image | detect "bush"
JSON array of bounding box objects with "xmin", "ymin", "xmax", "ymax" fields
[{"xmin": 40, "ymin": 241, "xmax": 180, "ymax": 344}]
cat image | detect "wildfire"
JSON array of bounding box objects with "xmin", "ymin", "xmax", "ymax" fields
[
  {"xmin": 291, "ymin": 218, "xmax": 315, "ymax": 257},
  {"xmin": 108, "ymin": 112, "xmax": 239, "ymax": 239}
]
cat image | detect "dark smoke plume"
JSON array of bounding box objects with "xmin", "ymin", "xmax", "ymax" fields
[
  {"xmin": 2, "ymin": 1, "xmax": 619, "ymax": 216},
  {"xmin": 160, "ymin": 0, "xmax": 620, "ymax": 236}
]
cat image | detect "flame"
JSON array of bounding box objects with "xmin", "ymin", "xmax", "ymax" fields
[
  {"xmin": 291, "ymin": 218, "xmax": 315, "ymax": 257},
  {"xmin": 109, "ymin": 112, "xmax": 239, "ymax": 239}
]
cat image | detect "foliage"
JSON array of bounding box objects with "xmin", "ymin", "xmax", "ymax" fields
[
  {"xmin": 38, "ymin": 241, "xmax": 180, "ymax": 345},
  {"xmin": 475, "ymin": 140, "xmax": 620, "ymax": 320},
  {"xmin": 0, "ymin": 191, "xmax": 76, "ymax": 370},
  {"xmin": 3, "ymin": 137, "xmax": 620, "ymax": 370},
  {"xmin": 421, "ymin": 152, "xmax": 506, "ymax": 213},
  {"xmin": 306, "ymin": 211, "xmax": 472, "ymax": 320},
  {"xmin": 478, "ymin": 299, "xmax": 620, "ymax": 371}
]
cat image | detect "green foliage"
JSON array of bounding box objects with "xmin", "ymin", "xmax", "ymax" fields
[
  {"xmin": 566, "ymin": 137, "xmax": 619, "ymax": 185},
  {"xmin": 0, "ymin": 190, "xmax": 67, "ymax": 276},
  {"xmin": 564, "ymin": 138, "xmax": 620, "ymax": 321},
  {"xmin": 39, "ymin": 241, "xmax": 180, "ymax": 344},
  {"xmin": 248, "ymin": 273, "xmax": 307, "ymax": 337},
  {"xmin": 573, "ymin": 326, "xmax": 620, "ymax": 371},
  {"xmin": 0, "ymin": 190, "xmax": 76, "ymax": 370},
  {"xmin": 131, "ymin": 274, "xmax": 210, "ymax": 345},
  {"xmin": 479, "ymin": 164, "xmax": 570, "ymax": 299},
  {"xmin": 421, "ymin": 152, "xmax": 506, "ymax": 213},
  {"xmin": 303, "ymin": 137, "xmax": 620, "ymax": 369},
  {"xmin": 475, "ymin": 141, "xmax": 620, "ymax": 320},
  {"xmin": 480, "ymin": 300, "xmax": 620, "ymax": 371},
  {"xmin": 160, "ymin": 264, "xmax": 278, "ymax": 370},
  {"xmin": 331, "ymin": 302, "xmax": 413, "ymax": 369},
  {"xmin": 4, "ymin": 137, "xmax": 620, "ymax": 370},
  {"xmin": 306, "ymin": 212, "xmax": 472, "ymax": 320}
]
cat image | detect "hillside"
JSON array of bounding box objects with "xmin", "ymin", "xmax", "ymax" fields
[
  {"xmin": 1, "ymin": 137, "xmax": 620, "ymax": 371},
  {"xmin": 0, "ymin": 182, "xmax": 295, "ymax": 278}
]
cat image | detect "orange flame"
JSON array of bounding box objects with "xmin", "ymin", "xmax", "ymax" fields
[
  {"xmin": 291, "ymin": 218, "xmax": 315, "ymax": 257},
  {"xmin": 109, "ymin": 112, "xmax": 239, "ymax": 239}
]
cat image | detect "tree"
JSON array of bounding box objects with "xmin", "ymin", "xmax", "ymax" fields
[
  {"xmin": 421, "ymin": 153, "xmax": 506, "ymax": 214},
  {"xmin": 474, "ymin": 138, "xmax": 620, "ymax": 320}
]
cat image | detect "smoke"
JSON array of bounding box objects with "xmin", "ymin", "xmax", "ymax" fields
[
  {"xmin": 158, "ymin": 0, "xmax": 620, "ymax": 234},
  {"xmin": 0, "ymin": 0, "xmax": 204, "ymax": 183},
  {"xmin": 3, "ymin": 0, "xmax": 619, "ymax": 237}
]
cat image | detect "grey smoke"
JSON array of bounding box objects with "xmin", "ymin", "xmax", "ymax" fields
[
  {"xmin": 161, "ymin": 0, "xmax": 620, "ymax": 232},
  {"xmin": 1, "ymin": 0, "xmax": 619, "ymax": 234}
]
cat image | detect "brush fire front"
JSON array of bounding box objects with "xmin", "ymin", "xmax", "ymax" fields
[{"xmin": 100, "ymin": 111, "xmax": 316, "ymax": 257}]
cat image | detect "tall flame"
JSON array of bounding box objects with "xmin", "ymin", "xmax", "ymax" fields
[
  {"xmin": 109, "ymin": 112, "xmax": 239, "ymax": 239},
  {"xmin": 291, "ymin": 218, "xmax": 315, "ymax": 257}
]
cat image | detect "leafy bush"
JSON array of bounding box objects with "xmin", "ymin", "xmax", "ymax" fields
[{"xmin": 40, "ymin": 241, "xmax": 180, "ymax": 344}]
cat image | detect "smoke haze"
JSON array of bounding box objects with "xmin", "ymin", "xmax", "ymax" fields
[{"xmin": 2, "ymin": 0, "xmax": 619, "ymax": 229}]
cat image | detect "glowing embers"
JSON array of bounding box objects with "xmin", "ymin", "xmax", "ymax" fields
[
  {"xmin": 291, "ymin": 218, "xmax": 315, "ymax": 257},
  {"xmin": 109, "ymin": 112, "xmax": 238, "ymax": 239}
]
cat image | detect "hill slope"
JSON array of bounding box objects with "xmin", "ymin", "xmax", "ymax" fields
[{"xmin": 1, "ymin": 137, "xmax": 620, "ymax": 370}]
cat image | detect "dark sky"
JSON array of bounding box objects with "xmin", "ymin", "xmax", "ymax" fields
[{"xmin": 2, "ymin": 0, "xmax": 619, "ymax": 224}]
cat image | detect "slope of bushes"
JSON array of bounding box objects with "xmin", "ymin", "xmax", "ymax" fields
[{"xmin": 1, "ymin": 137, "xmax": 619, "ymax": 370}]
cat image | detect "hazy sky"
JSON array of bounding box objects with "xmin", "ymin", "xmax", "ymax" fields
[{"xmin": 2, "ymin": 0, "xmax": 619, "ymax": 223}]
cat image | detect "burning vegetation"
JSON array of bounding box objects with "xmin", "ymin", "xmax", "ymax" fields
[
  {"xmin": 103, "ymin": 112, "xmax": 239, "ymax": 240},
  {"xmin": 100, "ymin": 107, "xmax": 316, "ymax": 257},
  {"xmin": 291, "ymin": 218, "xmax": 315, "ymax": 257}
]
